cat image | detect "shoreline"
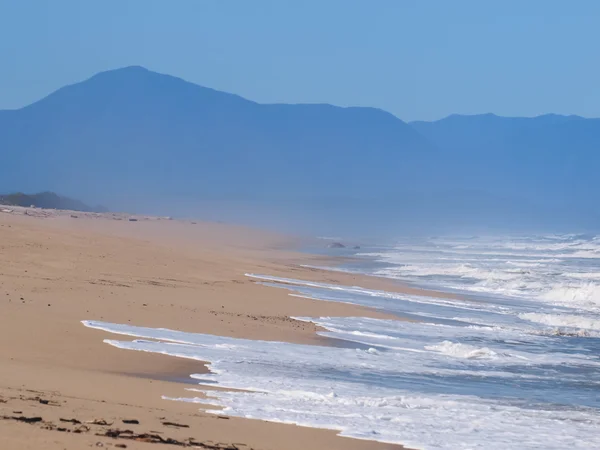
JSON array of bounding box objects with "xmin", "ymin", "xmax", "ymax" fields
[{"xmin": 0, "ymin": 208, "xmax": 453, "ymax": 449}]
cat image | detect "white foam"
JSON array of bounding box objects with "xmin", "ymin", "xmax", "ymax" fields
[
  {"xmin": 377, "ymin": 263, "xmax": 522, "ymax": 281},
  {"xmin": 564, "ymin": 272, "xmax": 600, "ymax": 280},
  {"xmin": 303, "ymin": 316, "xmax": 599, "ymax": 366},
  {"xmin": 82, "ymin": 320, "xmax": 600, "ymax": 449},
  {"xmin": 362, "ymin": 234, "xmax": 600, "ymax": 313},
  {"xmin": 540, "ymin": 283, "xmax": 600, "ymax": 308},
  {"xmin": 519, "ymin": 312, "xmax": 600, "ymax": 332},
  {"xmin": 424, "ymin": 341, "xmax": 503, "ymax": 360}
]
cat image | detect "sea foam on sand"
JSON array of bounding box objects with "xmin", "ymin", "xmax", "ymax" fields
[{"xmin": 83, "ymin": 309, "xmax": 600, "ymax": 450}]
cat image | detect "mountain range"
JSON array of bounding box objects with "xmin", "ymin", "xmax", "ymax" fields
[{"xmin": 1, "ymin": 66, "xmax": 598, "ymax": 234}]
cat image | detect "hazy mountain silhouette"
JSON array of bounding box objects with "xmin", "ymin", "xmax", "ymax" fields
[
  {"xmin": 1, "ymin": 66, "xmax": 599, "ymax": 234},
  {"xmin": 0, "ymin": 66, "xmax": 431, "ymax": 207}
]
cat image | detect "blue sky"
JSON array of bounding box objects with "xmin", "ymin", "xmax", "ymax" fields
[{"xmin": 1, "ymin": 0, "xmax": 599, "ymax": 121}]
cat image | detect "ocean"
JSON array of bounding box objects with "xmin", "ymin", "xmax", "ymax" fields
[{"xmin": 83, "ymin": 234, "xmax": 600, "ymax": 449}]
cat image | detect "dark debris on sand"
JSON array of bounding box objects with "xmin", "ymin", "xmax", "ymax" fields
[
  {"xmin": 0, "ymin": 390, "xmax": 252, "ymax": 449},
  {"xmin": 100, "ymin": 429, "xmax": 248, "ymax": 448}
]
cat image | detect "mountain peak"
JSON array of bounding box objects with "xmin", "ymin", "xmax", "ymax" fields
[
  {"xmin": 90, "ymin": 65, "xmax": 162, "ymax": 81},
  {"xmin": 86, "ymin": 65, "xmax": 181, "ymax": 85},
  {"xmin": 22, "ymin": 65, "xmax": 255, "ymax": 114},
  {"xmin": 116, "ymin": 65, "xmax": 150, "ymax": 72}
]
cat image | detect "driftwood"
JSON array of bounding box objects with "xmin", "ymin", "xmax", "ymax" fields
[
  {"xmin": 60, "ymin": 418, "xmax": 82, "ymax": 424},
  {"xmin": 2, "ymin": 415, "xmax": 43, "ymax": 423},
  {"xmin": 122, "ymin": 419, "xmax": 140, "ymax": 424},
  {"xmin": 161, "ymin": 421, "xmax": 190, "ymax": 428}
]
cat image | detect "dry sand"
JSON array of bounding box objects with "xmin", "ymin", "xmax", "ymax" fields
[{"xmin": 0, "ymin": 207, "xmax": 450, "ymax": 449}]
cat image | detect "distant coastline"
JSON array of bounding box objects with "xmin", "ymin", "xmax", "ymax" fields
[{"xmin": 0, "ymin": 191, "xmax": 107, "ymax": 213}]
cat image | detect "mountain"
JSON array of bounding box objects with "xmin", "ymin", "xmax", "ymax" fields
[
  {"xmin": 0, "ymin": 66, "xmax": 432, "ymax": 209},
  {"xmin": 1, "ymin": 66, "xmax": 599, "ymax": 234}
]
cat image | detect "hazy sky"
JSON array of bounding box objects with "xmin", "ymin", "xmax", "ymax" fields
[{"xmin": 1, "ymin": 0, "xmax": 599, "ymax": 121}]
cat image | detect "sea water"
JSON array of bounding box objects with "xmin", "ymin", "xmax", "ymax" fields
[{"xmin": 83, "ymin": 234, "xmax": 600, "ymax": 449}]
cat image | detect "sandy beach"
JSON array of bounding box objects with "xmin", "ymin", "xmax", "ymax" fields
[{"xmin": 0, "ymin": 207, "xmax": 450, "ymax": 449}]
